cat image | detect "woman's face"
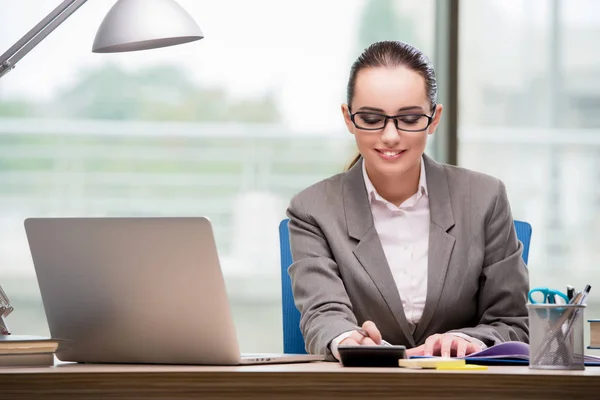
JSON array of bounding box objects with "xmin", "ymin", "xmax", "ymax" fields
[{"xmin": 342, "ymin": 66, "xmax": 442, "ymax": 178}]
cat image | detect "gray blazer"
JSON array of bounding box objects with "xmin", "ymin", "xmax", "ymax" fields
[{"xmin": 286, "ymin": 154, "xmax": 529, "ymax": 360}]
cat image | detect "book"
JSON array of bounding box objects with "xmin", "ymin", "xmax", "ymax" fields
[
  {"xmin": 399, "ymin": 358, "xmax": 466, "ymax": 369},
  {"xmin": 0, "ymin": 335, "xmax": 60, "ymax": 354},
  {"xmin": 0, "ymin": 352, "xmax": 54, "ymax": 367},
  {"xmin": 412, "ymin": 341, "xmax": 600, "ymax": 366},
  {"xmin": 398, "ymin": 358, "xmax": 487, "ymax": 370},
  {"xmin": 0, "ymin": 335, "xmax": 59, "ymax": 367},
  {"xmin": 589, "ymin": 319, "xmax": 600, "ymax": 348}
]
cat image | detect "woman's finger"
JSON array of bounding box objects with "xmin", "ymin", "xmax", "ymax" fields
[
  {"xmin": 465, "ymin": 342, "xmax": 482, "ymax": 355},
  {"xmin": 339, "ymin": 337, "xmax": 361, "ymax": 346},
  {"xmin": 440, "ymin": 335, "xmax": 455, "ymax": 358},
  {"xmin": 406, "ymin": 345, "xmax": 425, "ymax": 357},
  {"xmin": 456, "ymin": 338, "xmax": 469, "ymax": 358},
  {"xmin": 424, "ymin": 334, "xmax": 441, "ymax": 356},
  {"xmin": 360, "ymin": 336, "xmax": 377, "ymax": 346},
  {"xmin": 361, "ymin": 320, "xmax": 382, "ymax": 344}
]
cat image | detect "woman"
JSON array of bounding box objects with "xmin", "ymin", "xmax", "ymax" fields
[{"xmin": 286, "ymin": 41, "xmax": 529, "ymax": 362}]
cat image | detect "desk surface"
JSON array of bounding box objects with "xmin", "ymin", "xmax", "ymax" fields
[{"xmin": 2, "ymin": 361, "xmax": 600, "ymax": 400}]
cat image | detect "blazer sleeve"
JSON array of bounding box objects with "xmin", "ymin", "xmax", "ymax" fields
[
  {"xmin": 286, "ymin": 194, "xmax": 360, "ymax": 360},
  {"xmin": 448, "ymin": 179, "xmax": 530, "ymax": 346}
]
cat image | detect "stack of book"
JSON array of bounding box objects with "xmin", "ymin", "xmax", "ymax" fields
[
  {"xmin": 589, "ymin": 319, "xmax": 600, "ymax": 350},
  {"xmin": 0, "ymin": 335, "xmax": 59, "ymax": 367}
]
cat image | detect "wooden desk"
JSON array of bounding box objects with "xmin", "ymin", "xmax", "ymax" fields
[{"xmin": 1, "ymin": 361, "xmax": 599, "ymax": 400}]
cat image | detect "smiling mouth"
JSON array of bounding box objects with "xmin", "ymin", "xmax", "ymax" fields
[{"xmin": 375, "ymin": 149, "xmax": 406, "ymax": 158}]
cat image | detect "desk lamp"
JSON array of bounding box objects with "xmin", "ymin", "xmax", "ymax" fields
[{"xmin": 0, "ymin": 0, "xmax": 204, "ymax": 79}]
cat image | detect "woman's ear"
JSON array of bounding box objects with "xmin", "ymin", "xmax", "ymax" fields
[
  {"xmin": 341, "ymin": 104, "xmax": 355, "ymax": 134},
  {"xmin": 428, "ymin": 104, "xmax": 444, "ymax": 135}
]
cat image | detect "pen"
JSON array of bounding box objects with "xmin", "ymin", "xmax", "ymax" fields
[
  {"xmin": 562, "ymin": 285, "xmax": 592, "ymax": 363},
  {"xmin": 357, "ymin": 328, "xmax": 392, "ymax": 346},
  {"xmin": 568, "ymin": 291, "xmax": 582, "ymax": 305},
  {"xmin": 567, "ymin": 285, "xmax": 575, "ymax": 302},
  {"xmin": 578, "ymin": 285, "xmax": 592, "ymax": 305}
]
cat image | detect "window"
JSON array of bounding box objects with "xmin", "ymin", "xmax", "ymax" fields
[{"xmin": 459, "ymin": 0, "xmax": 600, "ymax": 348}]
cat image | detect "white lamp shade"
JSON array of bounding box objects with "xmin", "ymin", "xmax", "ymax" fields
[{"xmin": 92, "ymin": 0, "xmax": 203, "ymax": 53}]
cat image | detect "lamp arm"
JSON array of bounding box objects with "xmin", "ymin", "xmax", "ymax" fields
[
  {"xmin": 0, "ymin": 283, "xmax": 13, "ymax": 335},
  {"xmin": 0, "ymin": 0, "xmax": 90, "ymax": 79}
]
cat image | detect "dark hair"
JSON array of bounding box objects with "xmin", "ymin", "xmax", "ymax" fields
[{"xmin": 345, "ymin": 41, "xmax": 438, "ymax": 170}]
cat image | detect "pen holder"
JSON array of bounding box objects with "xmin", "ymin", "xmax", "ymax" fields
[{"xmin": 527, "ymin": 303, "xmax": 586, "ymax": 370}]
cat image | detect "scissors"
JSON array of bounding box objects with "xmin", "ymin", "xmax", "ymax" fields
[{"xmin": 528, "ymin": 287, "xmax": 570, "ymax": 304}]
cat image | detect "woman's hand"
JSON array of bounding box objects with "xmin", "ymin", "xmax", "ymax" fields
[
  {"xmin": 406, "ymin": 333, "xmax": 482, "ymax": 358},
  {"xmin": 339, "ymin": 320, "xmax": 382, "ymax": 346}
]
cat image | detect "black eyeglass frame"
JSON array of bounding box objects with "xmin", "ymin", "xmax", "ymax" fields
[{"xmin": 348, "ymin": 105, "xmax": 437, "ymax": 132}]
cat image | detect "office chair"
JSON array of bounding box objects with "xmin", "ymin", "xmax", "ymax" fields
[
  {"xmin": 279, "ymin": 218, "xmax": 533, "ymax": 354},
  {"xmin": 513, "ymin": 220, "xmax": 532, "ymax": 265}
]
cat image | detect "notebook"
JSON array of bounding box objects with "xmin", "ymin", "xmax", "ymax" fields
[{"xmin": 413, "ymin": 341, "xmax": 600, "ymax": 366}]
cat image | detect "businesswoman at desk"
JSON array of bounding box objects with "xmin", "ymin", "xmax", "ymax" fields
[{"xmin": 286, "ymin": 41, "xmax": 529, "ymax": 362}]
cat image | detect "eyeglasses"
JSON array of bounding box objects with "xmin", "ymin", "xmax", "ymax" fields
[{"xmin": 349, "ymin": 108, "xmax": 436, "ymax": 132}]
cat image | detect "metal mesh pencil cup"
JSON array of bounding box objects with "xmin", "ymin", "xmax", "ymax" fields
[{"xmin": 527, "ymin": 303, "xmax": 586, "ymax": 370}]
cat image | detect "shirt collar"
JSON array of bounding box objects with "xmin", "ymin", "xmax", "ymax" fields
[{"xmin": 362, "ymin": 156, "xmax": 429, "ymax": 206}]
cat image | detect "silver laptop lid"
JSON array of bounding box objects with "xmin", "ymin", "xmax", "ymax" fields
[{"xmin": 24, "ymin": 216, "xmax": 243, "ymax": 365}]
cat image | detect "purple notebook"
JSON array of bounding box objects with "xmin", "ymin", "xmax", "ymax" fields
[{"xmin": 467, "ymin": 341, "xmax": 530, "ymax": 360}]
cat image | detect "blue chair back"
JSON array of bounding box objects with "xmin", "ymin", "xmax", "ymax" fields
[
  {"xmin": 278, "ymin": 218, "xmax": 532, "ymax": 354},
  {"xmin": 513, "ymin": 220, "xmax": 532, "ymax": 264},
  {"xmin": 279, "ymin": 219, "xmax": 307, "ymax": 354}
]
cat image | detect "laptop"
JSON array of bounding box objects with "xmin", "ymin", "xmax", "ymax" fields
[{"xmin": 23, "ymin": 216, "xmax": 324, "ymax": 365}]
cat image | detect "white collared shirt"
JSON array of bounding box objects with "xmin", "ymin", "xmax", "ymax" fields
[
  {"xmin": 329, "ymin": 156, "xmax": 485, "ymax": 360},
  {"xmin": 362, "ymin": 156, "xmax": 430, "ymax": 327}
]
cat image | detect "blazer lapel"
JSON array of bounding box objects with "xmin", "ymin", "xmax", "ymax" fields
[
  {"xmin": 413, "ymin": 154, "xmax": 456, "ymax": 343},
  {"xmin": 343, "ymin": 159, "xmax": 416, "ymax": 347}
]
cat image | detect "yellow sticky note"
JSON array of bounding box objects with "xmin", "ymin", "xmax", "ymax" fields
[
  {"xmin": 398, "ymin": 358, "xmax": 466, "ymax": 369},
  {"xmin": 436, "ymin": 364, "xmax": 488, "ymax": 371}
]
